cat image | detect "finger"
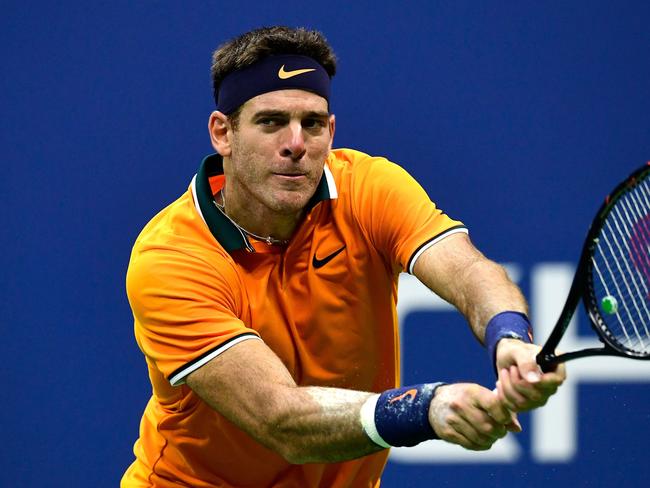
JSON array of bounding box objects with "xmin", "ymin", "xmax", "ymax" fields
[
  {"xmin": 481, "ymin": 387, "xmax": 513, "ymax": 425},
  {"xmin": 509, "ymin": 365, "xmax": 545, "ymax": 403},
  {"xmin": 497, "ymin": 369, "xmax": 514, "ymax": 410},
  {"xmin": 501, "ymin": 367, "xmax": 529, "ymax": 412},
  {"xmin": 529, "ymin": 360, "xmax": 566, "ymax": 402},
  {"xmin": 432, "ymin": 400, "xmax": 495, "ymax": 450},
  {"xmin": 539, "ymin": 361, "xmax": 567, "ymax": 385},
  {"xmin": 485, "ymin": 388, "xmax": 522, "ymax": 433},
  {"xmin": 493, "ymin": 380, "xmax": 505, "ymax": 405},
  {"xmin": 438, "ymin": 424, "xmax": 491, "ymax": 451},
  {"xmin": 499, "ymin": 367, "xmax": 526, "ymax": 410},
  {"xmin": 494, "ymin": 390, "xmax": 523, "ymax": 432},
  {"xmin": 518, "ymin": 361, "xmax": 542, "ymax": 384},
  {"xmin": 505, "ymin": 410, "xmax": 522, "ymax": 432},
  {"xmin": 464, "ymin": 395, "xmax": 511, "ymax": 442},
  {"xmin": 450, "ymin": 410, "xmax": 506, "ymax": 447}
]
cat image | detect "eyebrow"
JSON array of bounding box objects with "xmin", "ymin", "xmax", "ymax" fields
[{"xmin": 253, "ymin": 110, "xmax": 330, "ymax": 119}]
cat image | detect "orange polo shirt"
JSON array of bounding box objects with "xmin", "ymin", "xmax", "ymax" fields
[{"xmin": 122, "ymin": 148, "xmax": 467, "ymax": 487}]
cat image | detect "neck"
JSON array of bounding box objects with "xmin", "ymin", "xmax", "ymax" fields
[{"xmin": 215, "ymin": 187, "xmax": 301, "ymax": 245}]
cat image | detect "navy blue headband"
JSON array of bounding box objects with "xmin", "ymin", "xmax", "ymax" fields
[{"xmin": 216, "ymin": 54, "xmax": 331, "ymax": 114}]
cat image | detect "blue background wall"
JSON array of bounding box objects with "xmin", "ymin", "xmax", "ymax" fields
[{"xmin": 2, "ymin": 1, "xmax": 650, "ymax": 486}]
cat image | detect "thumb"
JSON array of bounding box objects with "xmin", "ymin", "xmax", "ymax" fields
[
  {"xmin": 491, "ymin": 385, "xmax": 522, "ymax": 432},
  {"xmin": 518, "ymin": 359, "xmax": 542, "ymax": 384},
  {"xmin": 505, "ymin": 412, "xmax": 522, "ymax": 432}
]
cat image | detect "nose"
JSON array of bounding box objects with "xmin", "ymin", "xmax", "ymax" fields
[{"xmin": 280, "ymin": 121, "xmax": 306, "ymax": 160}]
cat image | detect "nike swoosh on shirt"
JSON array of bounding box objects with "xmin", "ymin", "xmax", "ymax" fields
[
  {"xmin": 278, "ymin": 65, "xmax": 316, "ymax": 79},
  {"xmin": 312, "ymin": 245, "xmax": 346, "ymax": 269}
]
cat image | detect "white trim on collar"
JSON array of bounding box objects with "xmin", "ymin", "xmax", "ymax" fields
[
  {"xmin": 323, "ymin": 163, "xmax": 338, "ymax": 199},
  {"xmin": 190, "ymin": 174, "xmax": 208, "ymax": 227}
]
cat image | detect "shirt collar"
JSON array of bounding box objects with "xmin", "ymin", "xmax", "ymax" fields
[{"xmin": 191, "ymin": 153, "xmax": 338, "ymax": 253}]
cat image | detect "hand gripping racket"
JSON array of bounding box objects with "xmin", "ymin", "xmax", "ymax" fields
[{"xmin": 536, "ymin": 162, "xmax": 650, "ymax": 372}]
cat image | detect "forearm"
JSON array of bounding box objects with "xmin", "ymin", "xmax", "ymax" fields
[
  {"xmin": 187, "ymin": 338, "xmax": 518, "ymax": 461},
  {"xmin": 454, "ymin": 257, "xmax": 528, "ymax": 343},
  {"xmin": 186, "ymin": 339, "xmax": 383, "ymax": 464},
  {"xmin": 413, "ymin": 233, "xmax": 528, "ymax": 343},
  {"xmin": 264, "ymin": 385, "xmax": 383, "ymax": 463}
]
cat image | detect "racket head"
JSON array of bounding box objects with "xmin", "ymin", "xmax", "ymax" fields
[{"xmin": 583, "ymin": 163, "xmax": 650, "ymax": 359}]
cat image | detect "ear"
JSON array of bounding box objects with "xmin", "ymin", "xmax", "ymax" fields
[
  {"xmin": 208, "ymin": 111, "xmax": 232, "ymax": 157},
  {"xmin": 327, "ymin": 113, "xmax": 336, "ymax": 151}
]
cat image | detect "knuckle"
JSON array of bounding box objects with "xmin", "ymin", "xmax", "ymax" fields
[
  {"xmin": 470, "ymin": 444, "xmax": 489, "ymax": 451},
  {"xmin": 524, "ymin": 391, "xmax": 543, "ymax": 403},
  {"xmin": 449, "ymin": 400, "xmax": 464, "ymax": 413},
  {"xmin": 488, "ymin": 424, "xmax": 507, "ymax": 438},
  {"xmin": 463, "ymin": 438, "xmax": 481, "ymax": 450},
  {"xmin": 473, "ymin": 439, "xmax": 494, "ymax": 451},
  {"xmin": 514, "ymin": 398, "xmax": 530, "ymax": 409},
  {"xmin": 439, "ymin": 425, "xmax": 456, "ymax": 439},
  {"xmin": 446, "ymin": 416, "xmax": 462, "ymax": 430},
  {"xmin": 481, "ymin": 421, "xmax": 497, "ymax": 435},
  {"xmin": 502, "ymin": 400, "xmax": 516, "ymax": 411}
]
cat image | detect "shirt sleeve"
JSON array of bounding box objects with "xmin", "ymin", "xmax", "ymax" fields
[
  {"xmin": 349, "ymin": 154, "xmax": 467, "ymax": 274},
  {"xmin": 126, "ymin": 247, "xmax": 260, "ymax": 386}
]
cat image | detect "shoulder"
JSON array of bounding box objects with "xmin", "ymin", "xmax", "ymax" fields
[
  {"xmin": 327, "ymin": 148, "xmax": 423, "ymax": 199},
  {"xmin": 327, "ymin": 148, "xmax": 412, "ymax": 193},
  {"xmin": 128, "ymin": 190, "xmax": 240, "ymax": 303},
  {"xmin": 327, "ymin": 148, "xmax": 397, "ymax": 172},
  {"xmin": 131, "ymin": 189, "xmax": 231, "ymax": 264}
]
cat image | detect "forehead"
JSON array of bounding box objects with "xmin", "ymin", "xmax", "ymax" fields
[{"xmin": 241, "ymin": 89, "xmax": 329, "ymax": 116}]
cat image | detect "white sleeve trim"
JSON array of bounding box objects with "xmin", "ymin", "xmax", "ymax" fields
[
  {"xmin": 169, "ymin": 334, "xmax": 262, "ymax": 387},
  {"xmin": 408, "ymin": 227, "xmax": 469, "ymax": 274}
]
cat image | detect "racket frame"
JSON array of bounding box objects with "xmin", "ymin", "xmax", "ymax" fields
[{"xmin": 536, "ymin": 163, "xmax": 650, "ymax": 371}]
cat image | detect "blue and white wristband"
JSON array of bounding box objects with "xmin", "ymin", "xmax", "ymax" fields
[
  {"xmin": 485, "ymin": 311, "xmax": 533, "ymax": 374},
  {"xmin": 360, "ymin": 383, "xmax": 446, "ymax": 448}
]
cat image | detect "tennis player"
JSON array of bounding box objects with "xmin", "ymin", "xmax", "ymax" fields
[{"xmin": 121, "ymin": 26, "xmax": 565, "ymax": 487}]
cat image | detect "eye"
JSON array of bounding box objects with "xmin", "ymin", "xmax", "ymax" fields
[
  {"xmin": 302, "ymin": 118, "xmax": 327, "ymax": 129},
  {"xmin": 258, "ymin": 117, "xmax": 279, "ymax": 126}
]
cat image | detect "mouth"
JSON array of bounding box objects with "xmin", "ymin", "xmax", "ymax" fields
[{"xmin": 273, "ymin": 172, "xmax": 307, "ymax": 180}]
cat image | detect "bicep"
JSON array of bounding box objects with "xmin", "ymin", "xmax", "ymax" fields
[{"xmin": 412, "ymin": 232, "xmax": 486, "ymax": 303}]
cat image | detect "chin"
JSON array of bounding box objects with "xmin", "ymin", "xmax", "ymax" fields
[{"xmin": 270, "ymin": 192, "xmax": 313, "ymax": 214}]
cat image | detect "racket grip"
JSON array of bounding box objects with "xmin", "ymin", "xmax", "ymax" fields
[{"xmin": 536, "ymin": 351, "xmax": 557, "ymax": 373}]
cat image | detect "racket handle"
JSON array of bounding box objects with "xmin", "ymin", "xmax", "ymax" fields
[{"xmin": 536, "ymin": 351, "xmax": 557, "ymax": 373}]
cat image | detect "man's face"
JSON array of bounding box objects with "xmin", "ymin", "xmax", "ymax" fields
[{"xmin": 224, "ymin": 89, "xmax": 334, "ymax": 217}]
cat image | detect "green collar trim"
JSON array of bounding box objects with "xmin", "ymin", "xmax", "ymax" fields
[{"xmin": 192, "ymin": 153, "xmax": 337, "ymax": 253}]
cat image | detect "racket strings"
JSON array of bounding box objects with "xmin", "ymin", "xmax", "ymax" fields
[
  {"xmin": 613, "ymin": 188, "xmax": 650, "ymax": 343},
  {"xmin": 591, "ymin": 258, "xmax": 635, "ymax": 345},
  {"xmin": 612, "ymin": 206, "xmax": 650, "ymax": 298},
  {"xmin": 591, "ymin": 176, "xmax": 650, "ymax": 355},
  {"xmin": 593, "ymin": 235, "xmax": 646, "ymax": 349},
  {"xmin": 617, "ymin": 208, "xmax": 650, "ymax": 294},
  {"xmin": 629, "ymin": 180, "xmax": 650, "ymax": 273},
  {"xmin": 608, "ymin": 204, "xmax": 650, "ymax": 325},
  {"xmin": 615, "ymin": 187, "xmax": 650, "ymax": 295}
]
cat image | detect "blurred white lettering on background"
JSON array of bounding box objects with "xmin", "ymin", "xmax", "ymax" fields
[{"xmin": 393, "ymin": 264, "xmax": 650, "ymax": 464}]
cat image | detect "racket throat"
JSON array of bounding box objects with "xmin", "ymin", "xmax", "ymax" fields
[{"xmin": 538, "ymin": 347, "xmax": 624, "ymax": 372}]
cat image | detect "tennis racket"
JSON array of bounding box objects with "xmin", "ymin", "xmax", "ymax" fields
[{"xmin": 536, "ymin": 162, "xmax": 650, "ymax": 372}]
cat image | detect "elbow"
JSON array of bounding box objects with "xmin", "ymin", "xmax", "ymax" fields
[
  {"xmin": 276, "ymin": 445, "xmax": 311, "ymax": 465},
  {"xmin": 260, "ymin": 411, "xmax": 315, "ymax": 464}
]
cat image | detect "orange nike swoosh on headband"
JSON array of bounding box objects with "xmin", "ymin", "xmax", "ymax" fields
[
  {"xmin": 388, "ymin": 388, "xmax": 418, "ymax": 404},
  {"xmin": 278, "ymin": 65, "xmax": 316, "ymax": 79}
]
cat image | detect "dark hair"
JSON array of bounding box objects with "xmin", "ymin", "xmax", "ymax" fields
[{"xmin": 211, "ymin": 26, "xmax": 337, "ymax": 122}]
